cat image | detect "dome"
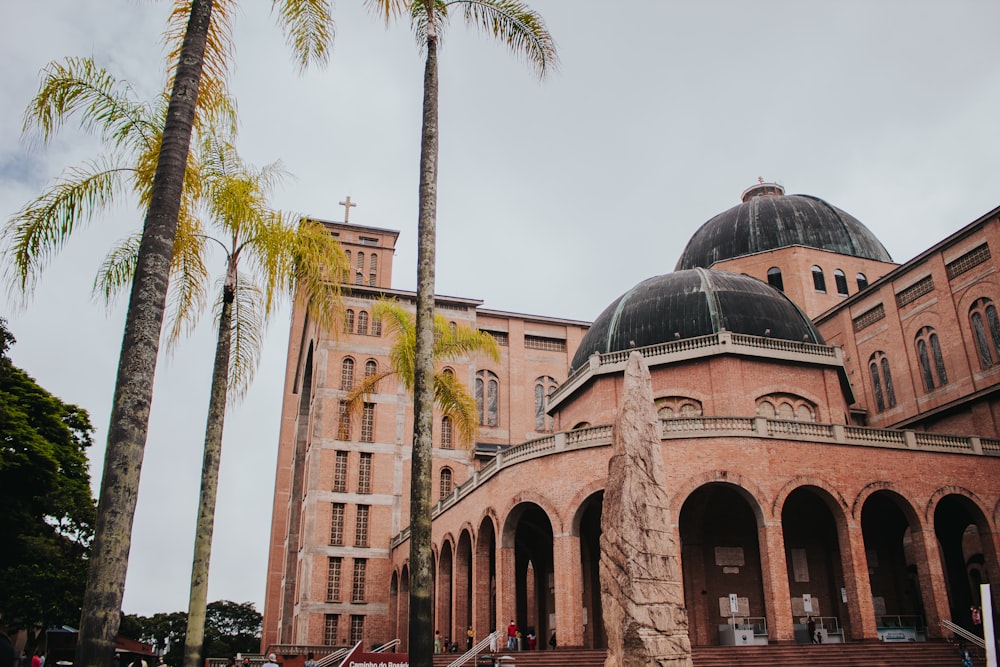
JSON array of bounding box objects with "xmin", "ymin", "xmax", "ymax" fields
[
  {"xmin": 674, "ymin": 183, "xmax": 892, "ymax": 270},
  {"xmin": 570, "ymin": 268, "xmax": 824, "ymax": 370}
]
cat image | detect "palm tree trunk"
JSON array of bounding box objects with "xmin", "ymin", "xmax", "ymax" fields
[
  {"xmin": 409, "ymin": 7, "xmax": 439, "ymax": 664},
  {"xmin": 183, "ymin": 280, "xmax": 234, "ymax": 667},
  {"xmin": 74, "ymin": 2, "xmax": 214, "ymax": 666}
]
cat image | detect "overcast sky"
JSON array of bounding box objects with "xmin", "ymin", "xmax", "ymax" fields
[{"xmin": 3, "ymin": 1, "xmax": 1000, "ymax": 619}]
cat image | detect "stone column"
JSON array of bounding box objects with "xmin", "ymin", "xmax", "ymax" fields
[
  {"xmin": 911, "ymin": 524, "xmax": 951, "ymax": 639},
  {"xmin": 840, "ymin": 521, "xmax": 878, "ymax": 640},
  {"xmin": 553, "ymin": 532, "xmax": 584, "ymax": 648},
  {"xmin": 758, "ymin": 520, "xmax": 794, "ymax": 643},
  {"xmin": 498, "ymin": 544, "xmax": 517, "ymax": 638}
]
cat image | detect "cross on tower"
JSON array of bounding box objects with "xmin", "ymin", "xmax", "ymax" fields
[{"xmin": 339, "ymin": 196, "xmax": 357, "ymax": 223}]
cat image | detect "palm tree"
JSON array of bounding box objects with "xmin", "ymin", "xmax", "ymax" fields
[
  {"xmin": 6, "ymin": 1, "xmax": 333, "ymax": 662},
  {"xmin": 364, "ymin": 0, "xmax": 555, "ymax": 660},
  {"xmin": 342, "ymin": 298, "xmax": 499, "ymax": 445},
  {"xmin": 98, "ymin": 135, "xmax": 347, "ymax": 667}
]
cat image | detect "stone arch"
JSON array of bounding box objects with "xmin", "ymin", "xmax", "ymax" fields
[
  {"xmin": 851, "ymin": 481, "xmax": 921, "ymax": 523},
  {"xmin": 501, "ymin": 501, "xmax": 556, "ymax": 651},
  {"xmin": 437, "ymin": 539, "xmax": 454, "ymax": 643},
  {"xmin": 670, "ymin": 469, "xmax": 770, "ymax": 523},
  {"xmin": 778, "ymin": 482, "xmax": 854, "ymax": 640},
  {"xmin": 772, "ymin": 476, "xmax": 850, "ymax": 524},
  {"xmin": 474, "ymin": 514, "xmax": 499, "ymax": 641},
  {"xmin": 679, "ymin": 480, "xmax": 769, "ymax": 646},
  {"xmin": 500, "ymin": 492, "xmax": 564, "ymax": 547},
  {"xmin": 929, "ymin": 487, "xmax": 1000, "ymax": 628},
  {"xmin": 455, "ymin": 528, "xmax": 475, "ymax": 642},
  {"xmin": 858, "ymin": 487, "xmax": 927, "ymax": 638},
  {"xmin": 569, "ymin": 480, "xmax": 606, "ymax": 534},
  {"xmin": 573, "ymin": 490, "xmax": 606, "ymax": 648}
]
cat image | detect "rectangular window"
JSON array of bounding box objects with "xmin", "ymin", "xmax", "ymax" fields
[
  {"xmin": 352, "ymin": 560, "xmax": 367, "ymax": 602},
  {"xmin": 895, "ymin": 276, "xmax": 934, "ymax": 308},
  {"xmin": 361, "ymin": 403, "xmax": 375, "ymax": 443},
  {"xmin": 482, "ymin": 330, "xmax": 509, "ymax": 346},
  {"xmin": 524, "ymin": 335, "xmax": 567, "ymax": 351},
  {"xmin": 355, "ymin": 505, "xmax": 370, "ymax": 547},
  {"xmin": 337, "ymin": 401, "xmax": 351, "ymax": 441},
  {"xmin": 333, "ymin": 451, "xmax": 348, "ymax": 492},
  {"xmin": 330, "ymin": 503, "xmax": 345, "ymax": 546},
  {"xmin": 947, "ymin": 243, "xmax": 991, "ymax": 280},
  {"xmin": 358, "ymin": 452, "xmax": 372, "ymax": 494},
  {"xmin": 349, "ymin": 615, "xmax": 365, "ymax": 645},
  {"xmin": 359, "ymin": 236, "xmax": 379, "ymax": 246},
  {"xmin": 327, "ymin": 557, "xmax": 342, "ymax": 602},
  {"xmin": 324, "ymin": 614, "xmax": 340, "ymax": 646},
  {"xmin": 852, "ymin": 304, "xmax": 886, "ymax": 332}
]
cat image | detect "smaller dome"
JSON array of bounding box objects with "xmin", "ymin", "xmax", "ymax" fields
[
  {"xmin": 570, "ymin": 268, "xmax": 823, "ymax": 370},
  {"xmin": 675, "ymin": 184, "xmax": 892, "ymax": 270}
]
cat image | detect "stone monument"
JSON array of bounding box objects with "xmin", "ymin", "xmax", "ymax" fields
[{"xmin": 600, "ymin": 352, "xmax": 692, "ymax": 667}]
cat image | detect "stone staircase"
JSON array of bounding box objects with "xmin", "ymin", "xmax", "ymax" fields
[{"xmin": 431, "ymin": 641, "xmax": 970, "ymax": 667}]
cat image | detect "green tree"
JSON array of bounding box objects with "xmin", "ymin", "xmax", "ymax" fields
[
  {"xmin": 343, "ymin": 299, "xmax": 498, "ymax": 444},
  {"xmin": 4, "ymin": 2, "xmax": 333, "ymax": 664},
  {"xmin": 120, "ymin": 600, "xmax": 260, "ymax": 664},
  {"xmin": 144, "ymin": 135, "xmax": 343, "ymax": 667},
  {"xmin": 381, "ymin": 1, "xmax": 555, "ymax": 660},
  {"xmin": 0, "ymin": 319, "xmax": 96, "ymax": 628},
  {"xmin": 204, "ymin": 601, "xmax": 262, "ymax": 658}
]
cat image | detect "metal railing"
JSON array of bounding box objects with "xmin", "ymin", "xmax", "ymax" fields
[
  {"xmin": 941, "ymin": 619, "xmax": 985, "ymax": 649},
  {"xmin": 446, "ymin": 631, "xmax": 501, "ymax": 667}
]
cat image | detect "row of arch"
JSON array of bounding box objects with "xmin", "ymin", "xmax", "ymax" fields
[
  {"xmin": 767, "ymin": 266, "xmax": 869, "ymax": 296},
  {"xmin": 388, "ymin": 476, "xmax": 997, "ymax": 650},
  {"xmin": 344, "ymin": 309, "xmax": 383, "ymax": 336}
]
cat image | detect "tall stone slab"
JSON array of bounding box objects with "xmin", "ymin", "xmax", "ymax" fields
[{"xmin": 600, "ymin": 352, "xmax": 692, "ymax": 667}]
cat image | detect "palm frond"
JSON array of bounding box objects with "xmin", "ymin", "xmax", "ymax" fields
[
  {"xmin": 164, "ymin": 216, "xmax": 210, "ymax": 350},
  {"xmin": 164, "ymin": 0, "xmax": 238, "ymax": 126},
  {"xmin": 226, "ymin": 272, "xmax": 266, "ymax": 402},
  {"xmin": 434, "ymin": 369, "xmax": 479, "ymax": 445},
  {"xmin": 364, "ymin": 0, "xmax": 409, "ymax": 25},
  {"xmin": 433, "ymin": 315, "xmax": 500, "ymax": 363},
  {"xmin": 411, "ymin": 0, "xmax": 450, "ymax": 47},
  {"xmin": 452, "ymin": 0, "xmax": 557, "ymax": 77},
  {"xmin": 92, "ymin": 232, "xmax": 142, "ymax": 310},
  {"xmin": 22, "ymin": 57, "xmax": 161, "ymax": 153},
  {"xmin": 288, "ymin": 218, "xmax": 347, "ymax": 332},
  {"xmin": 342, "ymin": 369, "xmax": 396, "ymax": 420},
  {"xmin": 4, "ymin": 159, "xmax": 131, "ymax": 297},
  {"xmin": 270, "ymin": 0, "xmax": 335, "ymax": 71}
]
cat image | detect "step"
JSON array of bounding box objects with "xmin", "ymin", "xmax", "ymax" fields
[{"xmin": 431, "ymin": 641, "xmax": 968, "ymax": 667}]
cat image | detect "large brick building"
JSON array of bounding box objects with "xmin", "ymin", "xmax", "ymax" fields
[{"xmin": 262, "ymin": 182, "xmax": 1000, "ymax": 653}]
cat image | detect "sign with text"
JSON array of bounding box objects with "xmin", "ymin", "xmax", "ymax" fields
[{"xmin": 336, "ymin": 643, "xmax": 408, "ymax": 667}]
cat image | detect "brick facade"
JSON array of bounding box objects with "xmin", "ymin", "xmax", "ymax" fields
[{"xmin": 263, "ymin": 193, "xmax": 1000, "ymax": 654}]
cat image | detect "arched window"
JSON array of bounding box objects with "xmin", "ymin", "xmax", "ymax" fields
[
  {"xmin": 344, "ymin": 309, "xmax": 355, "ymax": 334},
  {"xmin": 475, "ymin": 370, "xmax": 499, "ymax": 427},
  {"xmin": 343, "ymin": 250, "xmax": 352, "ymax": 283},
  {"xmin": 534, "ymin": 376, "xmax": 558, "ymax": 432},
  {"xmin": 357, "ymin": 311, "xmax": 369, "ymax": 335},
  {"xmin": 439, "ymin": 467, "xmax": 453, "ymax": 499},
  {"xmin": 655, "ymin": 397, "xmax": 703, "ymax": 418},
  {"xmin": 369, "ymin": 253, "xmax": 378, "ymax": 286},
  {"xmin": 365, "ymin": 359, "xmax": 378, "ymax": 378},
  {"xmin": 372, "ymin": 316, "xmax": 382, "ymax": 337},
  {"xmin": 869, "ymin": 351, "xmax": 896, "ymax": 412},
  {"xmin": 354, "ymin": 252, "xmax": 364, "ymax": 286},
  {"xmin": 856, "ymin": 273, "xmax": 869, "ymax": 291},
  {"xmin": 440, "ymin": 416, "xmax": 453, "ymax": 449},
  {"xmin": 812, "ymin": 265, "xmax": 826, "ymax": 292},
  {"xmin": 755, "ymin": 393, "xmax": 816, "ymax": 422},
  {"xmin": 834, "ymin": 269, "xmax": 848, "ymax": 296},
  {"xmin": 766, "ymin": 267, "xmax": 784, "ymax": 291},
  {"xmin": 916, "ymin": 326, "xmax": 948, "ymax": 391},
  {"xmin": 970, "ymin": 297, "xmax": 1000, "ymax": 369},
  {"xmin": 341, "ymin": 358, "xmax": 355, "ymax": 390}
]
